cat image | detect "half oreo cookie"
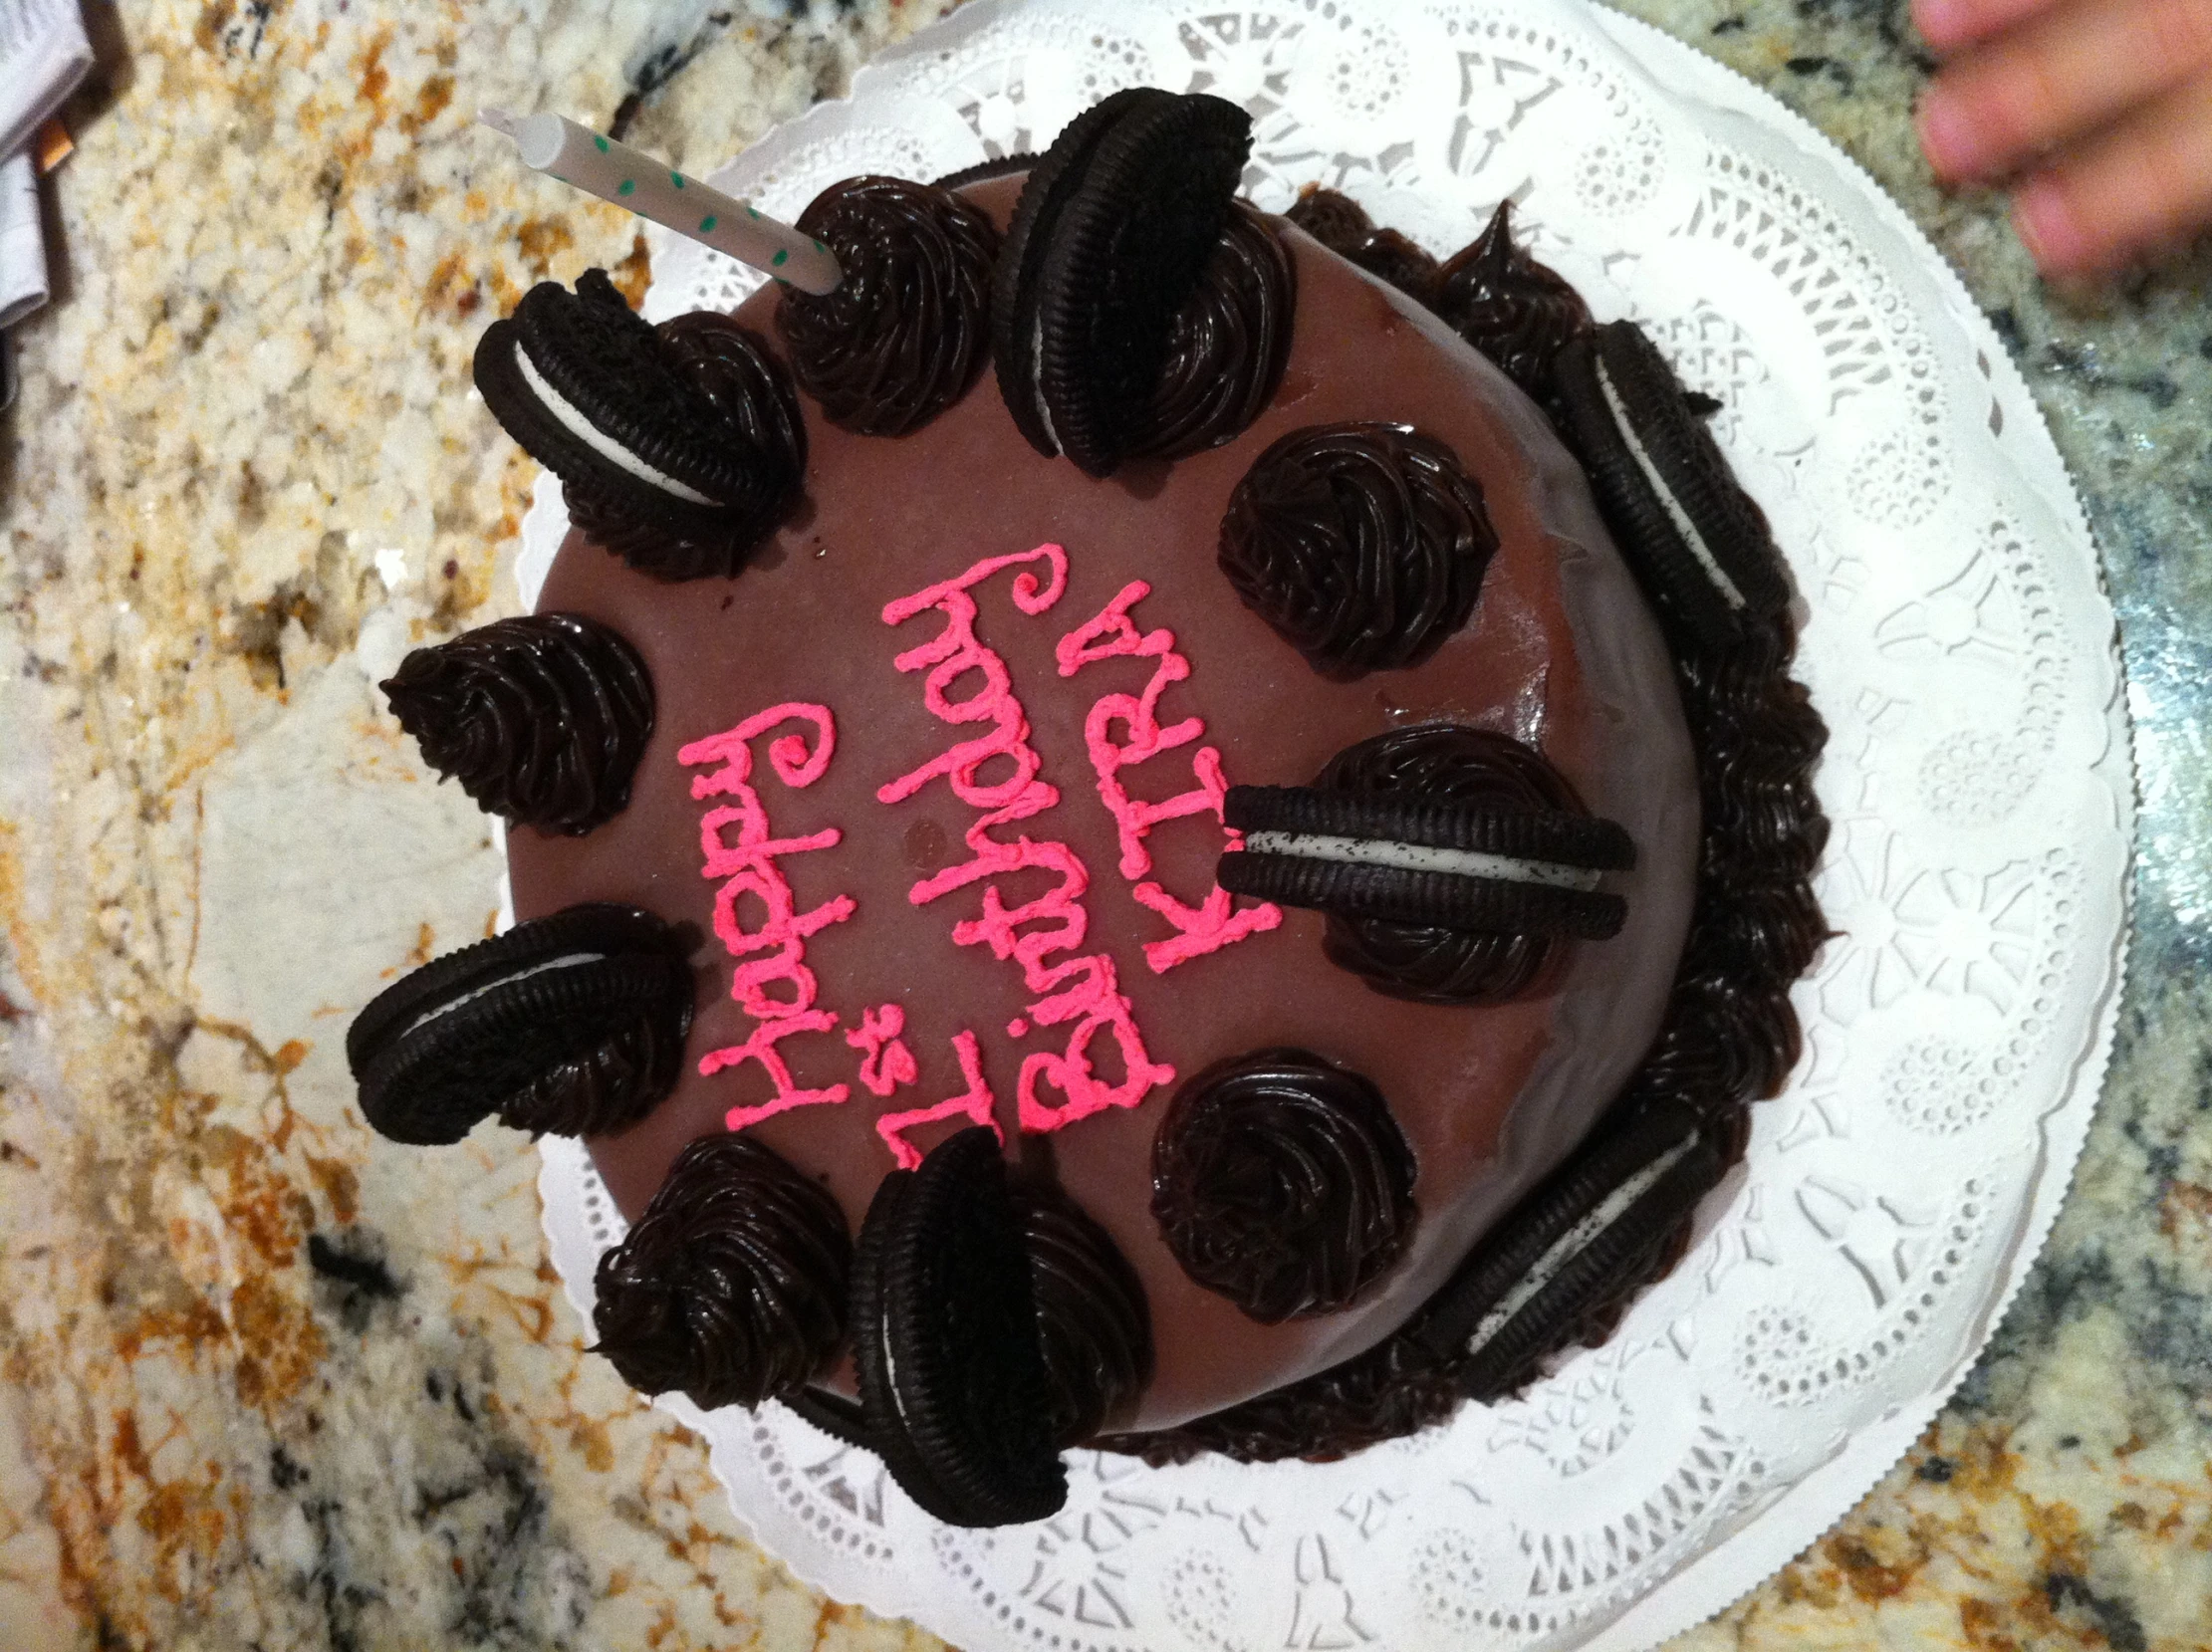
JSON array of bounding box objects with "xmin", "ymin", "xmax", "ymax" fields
[
  {"xmin": 852, "ymin": 1126, "xmax": 1067, "ymax": 1527},
  {"xmin": 474, "ymin": 269, "xmax": 804, "ymax": 581},
  {"xmin": 1406, "ymin": 1099, "xmax": 1723, "ymax": 1399},
  {"xmin": 1553, "ymin": 320, "xmax": 1789, "ymax": 650},
  {"xmin": 348, "ymin": 903, "xmax": 693, "ymax": 1145},
  {"xmin": 991, "ymin": 89, "xmax": 1254, "ymax": 475}
]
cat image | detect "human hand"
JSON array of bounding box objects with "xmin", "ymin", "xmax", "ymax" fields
[{"xmin": 1912, "ymin": 0, "xmax": 2212, "ymax": 276}]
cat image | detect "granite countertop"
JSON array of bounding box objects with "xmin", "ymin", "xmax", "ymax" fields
[{"xmin": 2, "ymin": 1, "xmax": 2207, "ymax": 1647}]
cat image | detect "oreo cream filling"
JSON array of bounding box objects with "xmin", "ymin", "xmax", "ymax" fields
[
  {"xmin": 513, "ymin": 344, "xmax": 719, "ymax": 508},
  {"xmin": 1239, "ymin": 829, "xmax": 1606, "ymax": 893},
  {"xmin": 1593, "ymin": 355, "xmax": 1747, "ymax": 611},
  {"xmin": 1028, "ymin": 316, "xmax": 1066, "ymax": 455},
  {"xmin": 401, "ymin": 950, "xmax": 606, "ymax": 1037},
  {"xmin": 1462, "ymin": 1132, "xmax": 1701, "ymax": 1357}
]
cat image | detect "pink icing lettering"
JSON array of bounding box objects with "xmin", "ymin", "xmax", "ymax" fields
[
  {"xmin": 697, "ymin": 806, "xmax": 854, "ymax": 1018},
  {"xmin": 1056, "ymin": 583, "xmax": 1281, "ymax": 973},
  {"xmin": 879, "ymin": 546, "xmax": 1176, "ymax": 1140},
  {"xmin": 875, "ymin": 1030, "xmax": 1002, "ymax": 1171},
  {"xmin": 878, "ymin": 544, "xmax": 1069, "ymax": 814},
  {"xmin": 1015, "ymin": 953, "xmax": 1177, "ymax": 1132},
  {"xmin": 679, "ymin": 703, "xmax": 857, "ymax": 1132},
  {"xmin": 699, "ymin": 1010, "xmax": 849, "ymax": 1131},
  {"xmin": 1133, "ymin": 877, "xmax": 1283, "ymax": 973},
  {"xmin": 682, "ymin": 702, "xmax": 838, "ymax": 797},
  {"xmin": 846, "ymin": 1003, "xmax": 918, "ymax": 1098}
]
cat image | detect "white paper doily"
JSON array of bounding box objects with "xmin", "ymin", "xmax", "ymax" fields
[{"xmin": 522, "ymin": 3, "xmax": 2132, "ymax": 1646}]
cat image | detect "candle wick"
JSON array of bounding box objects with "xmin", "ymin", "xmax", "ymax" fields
[{"xmin": 477, "ymin": 107, "xmax": 522, "ymax": 139}]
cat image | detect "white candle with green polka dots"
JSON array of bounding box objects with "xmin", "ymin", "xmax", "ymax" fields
[{"xmin": 478, "ymin": 109, "xmax": 843, "ymax": 296}]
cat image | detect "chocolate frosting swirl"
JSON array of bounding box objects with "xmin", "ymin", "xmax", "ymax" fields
[
  {"xmin": 1313, "ymin": 724, "xmax": 1593, "ymax": 1004},
  {"xmin": 1151, "ymin": 1050, "xmax": 1417, "ymax": 1324},
  {"xmin": 1009, "ymin": 1182, "xmax": 1155, "ymax": 1444},
  {"xmin": 381, "ymin": 613, "xmax": 653, "ymax": 835},
  {"xmin": 1127, "ymin": 205, "xmax": 1296, "ymax": 460},
  {"xmin": 566, "ymin": 314, "xmax": 807, "ymax": 582},
  {"xmin": 1285, "ymin": 187, "xmax": 1442, "ymax": 307},
  {"xmin": 1219, "ymin": 422, "xmax": 1498, "ymax": 680},
  {"xmin": 775, "ymin": 176, "xmax": 1001, "ymax": 436},
  {"xmin": 1434, "ymin": 200, "xmax": 1593, "ymax": 408},
  {"xmin": 592, "ymin": 1132, "xmax": 852, "ymax": 1410},
  {"xmin": 497, "ymin": 1007, "xmax": 688, "ymax": 1138}
]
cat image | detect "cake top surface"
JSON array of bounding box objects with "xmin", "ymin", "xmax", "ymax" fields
[{"xmin": 504, "ymin": 173, "xmax": 1700, "ymax": 1430}]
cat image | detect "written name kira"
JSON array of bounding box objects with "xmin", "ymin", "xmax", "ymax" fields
[{"xmin": 678, "ymin": 542, "xmax": 1283, "ymax": 1171}]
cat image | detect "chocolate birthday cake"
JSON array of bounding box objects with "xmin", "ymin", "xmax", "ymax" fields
[{"xmin": 353, "ymin": 90, "xmax": 1828, "ymax": 1527}]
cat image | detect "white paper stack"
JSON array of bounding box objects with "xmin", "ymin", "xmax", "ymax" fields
[
  {"xmin": 0, "ymin": 0, "xmax": 90, "ymax": 373},
  {"xmin": 0, "ymin": 0, "xmax": 89, "ymax": 159},
  {"xmin": 1, "ymin": 149, "xmax": 42, "ymax": 331}
]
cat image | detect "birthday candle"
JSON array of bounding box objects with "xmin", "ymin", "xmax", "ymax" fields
[{"xmin": 479, "ymin": 109, "xmax": 842, "ymax": 296}]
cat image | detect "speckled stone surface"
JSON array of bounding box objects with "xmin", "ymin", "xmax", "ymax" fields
[{"xmin": 1, "ymin": 1, "xmax": 2205, "ymax": 1649}]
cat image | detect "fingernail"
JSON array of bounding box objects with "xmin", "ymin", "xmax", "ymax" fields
[
  {"xmin": 1915, "ymin": 87, "xmax": 1981, "ymax": 180},
  {"xmin": 2014, "ymin": 177, "xmax": 2091, "ymax": 275}
]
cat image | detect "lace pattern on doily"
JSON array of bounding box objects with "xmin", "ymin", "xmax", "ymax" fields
[{"xmin": 526, "ymin": 3, "xmax": 2130, "ymax": 1648}]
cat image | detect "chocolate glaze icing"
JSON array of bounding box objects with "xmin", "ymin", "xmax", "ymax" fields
[
  {"xmin": 381, "ymin": 613, "xmax": 653, "ymax": 835},
  {"xmin": 1152, "ymin": 1050, "xmax": 1417, "ymax": 1323},
  {"xmin": 592, "ymin": 1132, "xmax": 852, "ymax": 1409},
  {"xmin": 1010, "ymin": 1181, "xmax": 1155, "ymax": 1444},
  {"xmin": 775, "ymin": 176, "xmax": 1000, "ymax": 437},
  {"xmin": 1285, "ymin": 187, "xmax": 1442, "ymax": 307},
  {"xmin": 1313, "ymin": 724, "xmax": 1612, "ymax": 1004},
  {"xmin": 1128, "ymin": 205, "xmax": 1296, "ymax": 460},
  {"xmin": 567, "ymin": 314, "xmax": 807, "ymax": 581},
  {"xmin": 1434, "ymin": 201, "xmax": 1594, "ymax": 409},
  {"xmin": 511, "ymin": 177, "xmax": 1704, "ymax": 1434},
  {"xmin": 1219, "ymin": 422, "xmax": 1499, "ymax": 680},
  {"xmin": 1109, "ymin": 599, "xmax": 1827, "ymax": 1464}
]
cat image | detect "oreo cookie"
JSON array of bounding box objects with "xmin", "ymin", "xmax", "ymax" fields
[
  {"xmin": 1218, "ymin": 729, "xmax": 1634, "ymax": 957},
  {"xmin": 852, "ymin": 1126, "xmax": 1067, "ymax": 1526},
  {"xmin": 348, "ymin": 903, "xmax": 692, "ymax": 1145},
  {"xmin": 1406, "ymin": 1100, "xmax": 1722, "ymax": 1398},
  {"xmin": 474, "ymin": 269, "xmax": 804, "ymax": 581},
  {"xmin": 991, "ymin": 89, "xmax": 1254, "ymax": 475},
  {"xmin": 1553, "ymin": 320, "xmax": 1789, "ymax": 650}
]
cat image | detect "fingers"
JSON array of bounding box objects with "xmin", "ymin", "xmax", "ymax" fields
[
  {"xmin": 1913, "ymin": 0, "xmax": 2066, "ymax": 55},
  {"xmin": 2012, "ymin": 75, "xmax": 2212, "ymax": 272},
  {"xmin": 1916, "ymin": 0, "xmax": 2212, "ymax": 181}
]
